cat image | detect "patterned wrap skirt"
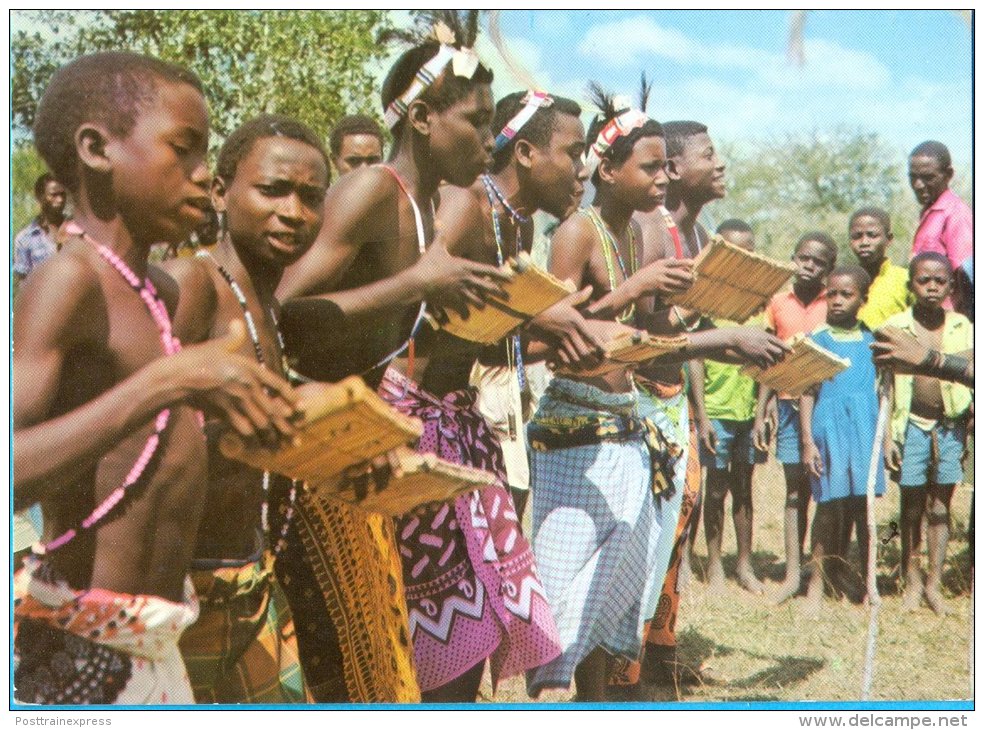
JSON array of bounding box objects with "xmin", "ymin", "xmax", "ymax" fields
[
  {"xmin": 179, "ymin": 550, "xmax": 309, "ymax": 703},
  {"xmin": 14, "ymin": 557, "xmax": 199, "ymax": 705},
  {"xmin": 379, "ymin": 368, "xmax": 562, "ymax": 693}
]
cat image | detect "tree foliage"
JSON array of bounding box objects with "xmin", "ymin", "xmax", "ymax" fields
[
  {"xmin": 717, "ymin": 128, "xmax": 921, "ymax": 263},
  {"xmin": 11, "ymin": 10, "xmax": 392, "ymax": 144}
]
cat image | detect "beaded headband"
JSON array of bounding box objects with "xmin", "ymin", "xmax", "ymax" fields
[
  {"xmin": 383, "ymin": 43, "xmax": 483, "ymax": 130},
  {"xmin": 583, "ymin": 95, "xmax": 649, "ymax": 178},
  {"xmin": 493, "ymin": 90, "xmax": 554, "ymax": 152}
]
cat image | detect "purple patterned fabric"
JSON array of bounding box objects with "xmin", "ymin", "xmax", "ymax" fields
[{"xmin": 379, "ymin": 368, "xmax": 561, "ymax": 693}]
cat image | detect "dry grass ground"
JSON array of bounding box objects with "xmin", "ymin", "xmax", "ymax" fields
[{"xmin": 478, "ymin": 455, "xmax": 973, "ymax": 704}]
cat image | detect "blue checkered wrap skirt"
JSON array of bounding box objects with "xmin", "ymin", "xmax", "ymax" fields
[{"xmin": 525, "ymin": 377, "xmax": 668, "ymax": 695}]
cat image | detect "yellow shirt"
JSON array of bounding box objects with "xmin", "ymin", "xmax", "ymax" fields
[
  {"xmin": 885, "ymin": 308, "xmax": 973, "ymax": 443},
  {"xmin": 858, "ymin": 258, "xmax": 911, "ymax": 330}
]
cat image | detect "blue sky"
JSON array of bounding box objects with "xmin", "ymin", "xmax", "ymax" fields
[{"xmin": 464, "ymin": 10, "xmax": 972, "ymax": 171}]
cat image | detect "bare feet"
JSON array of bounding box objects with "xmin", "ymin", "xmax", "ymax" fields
[
  {"xmin": 924, "ymin": 585, "xmax": 948, "ymax": 615},
  {"xmin": 902, "ymin": 582, "xmax": 923, "ymax": 612},
  {"xmin": 706, "ymin": 560, "xmax": 726, "ymax": 595},
  {"xmin": 774, "ymin": 576, "xmax": 802, "ymax": 605},
  {"xmin": 736, "ymin": 566, "xmax": 766, "ymax": 595}
]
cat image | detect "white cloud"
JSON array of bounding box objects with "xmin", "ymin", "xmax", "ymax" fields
[{"xmin": 578, "ymin": 15, "xmax": 890, "ymax": 92}]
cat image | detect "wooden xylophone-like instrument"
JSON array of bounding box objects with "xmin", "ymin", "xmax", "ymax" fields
[
  {"xmin": 219, "ymin": 376, "xmax": 494, "ymax": 514},
  {"xmin": 440, "ymin": 251, "xmax": 576, "ymax": 344},
  {"xmin": 741, "ymin": 334, "xmax": 850, "ymax": 397},
  {"xmin": 665, "ymin": 236, "xmax": 796, "ymax": 322}
]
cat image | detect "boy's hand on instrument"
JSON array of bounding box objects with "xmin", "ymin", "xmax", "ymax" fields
[
  {"xmin": 802, "ymin": 441, "xmax": 823, "ymax": 478},
  {"xmin": 413, "ymin": 241, "xmax": 513, "ymax": 322},
  {"xmin": 548, "ymin": 319, "xmax": 633, "ymax": 371},
  {"xmin": 884, "ymin": 441, "xmax": 902, "ymax": 473},
  {"xmin": 339, "ymin": 452, "xmax": 399, "ymax": 500},
  {"xmin": 529, "ymin": 287, "xmax": 606, "ymax": 370},
  {"xmin": 164, "ymin": 321, "xmax": 301, "ymax": 447},
  {"xmin": 639, "ymin": 258, "xmax": 694, "ymax": 297},
  {"xmin": 697, "ymin": 416, "xmax": 717, "ymax": 455},
  {"xmin": 729, "ymin": 328, "xmax": 790, "ymax": 370}
]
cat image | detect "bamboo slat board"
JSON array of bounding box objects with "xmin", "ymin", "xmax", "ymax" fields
[
  {"xmin": 665, "ymin": 236, "xmax": 795, "ymax": 322},
  {"xmin": 316, "ymin": 447, "xmax": 497, "ymax": 516},
  {"xmin": 441, "ymin": 251, "xmax": 576, "ymax": 344},
  {"xmin": 556, "ymin": 329, "xmax": 688, "ymax": 377},
  {"xmin": 741, "ymin": 334, "xmax": 850, "ymax": 397},
  {"xmin": 219, "ymin": 375, "xmax": 423, "ymax": 481}
]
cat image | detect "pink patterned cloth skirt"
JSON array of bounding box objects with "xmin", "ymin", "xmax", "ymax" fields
[{"xmin": 379, "ymin": 368, "xmax": 561, "ymax": 693}]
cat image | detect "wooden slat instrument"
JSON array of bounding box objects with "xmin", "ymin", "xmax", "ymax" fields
[
  {"xmin": 665, "ymin": 236, "xmax": 796, "ymax": 322},
  {"xmin": 219, "ymin": 376, "xmax": 493, "ymax": 514},
  {"xmin": 440, "ymin": 251, "xmax": 576, "ymax": 344},
  {"xmin": 556, "ymin": 329, "xmax": 689, "ymax": 378},
  {"xmin": 741, "ymin": 334, "xmax": 850, "ymax": 397}
]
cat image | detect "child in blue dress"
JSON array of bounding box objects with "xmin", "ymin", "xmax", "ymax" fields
[{"xmin": 800, "ymin": 265, "xmax": 885, "ymax": 610}]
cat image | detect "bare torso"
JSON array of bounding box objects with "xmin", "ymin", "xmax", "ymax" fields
[
  {"xmin": 39, "ymin": 240, "xmax": 207, "ymax": 601},
  {"xmin": 910, "ymin": 320, "xmax": 945, "ymax": 420}
]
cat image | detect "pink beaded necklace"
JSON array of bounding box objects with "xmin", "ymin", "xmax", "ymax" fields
[{"xmin": 40, "ymin": 223, "xmax": 180, "ymax": 554}]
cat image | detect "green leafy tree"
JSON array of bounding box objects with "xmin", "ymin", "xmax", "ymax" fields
[
  {"xmin": 12, "ymin": 10, "xmax": 393, "ymax": 144},
  {"xmin": 718, "ymin": 128, "xmax": 920, "ymax": 263}
]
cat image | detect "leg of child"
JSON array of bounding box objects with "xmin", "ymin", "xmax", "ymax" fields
[
  {"xmin": 574, "ymin": 647, "xmax": 610, "ymax": 702},
  {"xmin": 703, "ymin": 466, "xmax": 729, "ymax": 594},
  {"xmin": 420, "ymin": 659, "xmax": 485, "ymax": 703},
  {"xmin": 900, "ymin": 485, "xmax": 927, "ymax": 611},
  {"xmin": 732, "ymin": 457, "xmax": 764, "ymax": 594},
  {"xmin": 805, "ymin": 500, "xmax": 840, "ymax": 615},
  {"xmin": 924, "ymin": 482, "xmax": 955, "ymax": 614},
  {"xmin": 777, "ymin": 463, "xmax": 811, "ymax": 603},
  {"xmin": 844, "ymin": 495, "xmax": 870, "ymax": 603},
  {"xmin": 679, "ymin": 494, "xmax": 701, "ymax": 591}
]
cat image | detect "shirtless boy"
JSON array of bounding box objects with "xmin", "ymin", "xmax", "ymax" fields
[
  {"xmin": 13, "ymin": 52, "xmax": 298, "ymax": 705},
  {"xmin": 884, "ymin": 253, "xmax": 973, "ymax": 614},
  {"xmin": 164, "ymin": 114, "xmax": 331, "ymax": 703},
  {"xmin": 277, "ymin": 15, "xmax": 568, "ymax": 703}
]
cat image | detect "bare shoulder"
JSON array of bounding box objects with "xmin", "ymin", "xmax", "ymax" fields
[
  {"xmin": 157, "ymin": 255, "xmax": 218, "ymax": 344},
  {"xmin": 158, "ymin": 255, "xmax": 214, "ymax": 302},
  {"xmin": 637, "ymin": 211, "xmax": 674, "ymax": 263},
  {"xmin": 552, "ymin": 210, "xmax": 596, "ymax": 249},
  {"xmin": 13, "ymin": 244, "xmax": 103, "ymax": 348},
  {"xmin": 329, "ymin": 165, "xmax": 401, "ymax": 211},
  {"xmin": 436, "ymin": 183, "xmax": 486, "ymax": 256}
]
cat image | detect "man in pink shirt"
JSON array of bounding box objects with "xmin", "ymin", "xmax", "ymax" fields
[{"xmin": 909, "ymin": 140, "xmax": 972, "ymax": 314}]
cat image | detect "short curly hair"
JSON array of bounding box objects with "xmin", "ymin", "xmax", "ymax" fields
[
  {"xmin": 33, "ymin": 52, "xmax": 203, "ymax": 192},
  {"xmin": 216, "ymin": 114, "xmax": 330, "ymax": 184},
  {"xmin": 329, "ymin": 114, "xmax": 384, "ymax": 158}
]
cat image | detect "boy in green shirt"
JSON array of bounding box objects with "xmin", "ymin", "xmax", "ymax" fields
[{"xmin": 691, "ymin": 219, "xmax": 767, "ymax": 594}]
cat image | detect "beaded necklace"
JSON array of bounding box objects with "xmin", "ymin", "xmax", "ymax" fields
[
  {"xmin": 481, "ymin": 174, "xmax": 528, "ymax": 394},
  {"xmin": 40, "ymin": 224, "xmax": 180, "ymax": 554},
  {"xmin": 196, "ymin": 249, "xmax": 297, "ymax": 557},
  {"xmin": 582, "ymin": 206, "xmax": 637, "ymax": 323}
]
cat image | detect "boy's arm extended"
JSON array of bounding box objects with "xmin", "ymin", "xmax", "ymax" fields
[
  {"xmin": 689, "ymin": 359, "xmax": 715, "ymax": 455},
  {"xmin": 14, "ymin": 255, "xmax": 299, "ymax": 507}
]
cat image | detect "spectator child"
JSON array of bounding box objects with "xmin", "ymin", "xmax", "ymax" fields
[
  {"xmin": 800, "ymin": 265, "xmax": 884, "ymax": 610},
  {"xmin": 848, "ymin": 206, "xmax": 911, "ymax": 329},
  {"xmin": 884, "ymin": 252, "xmax": 973, "ymax": 614},
  {"xmin": 756, "ymin": 232, "xmax": 837, "ymax": 603}
]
